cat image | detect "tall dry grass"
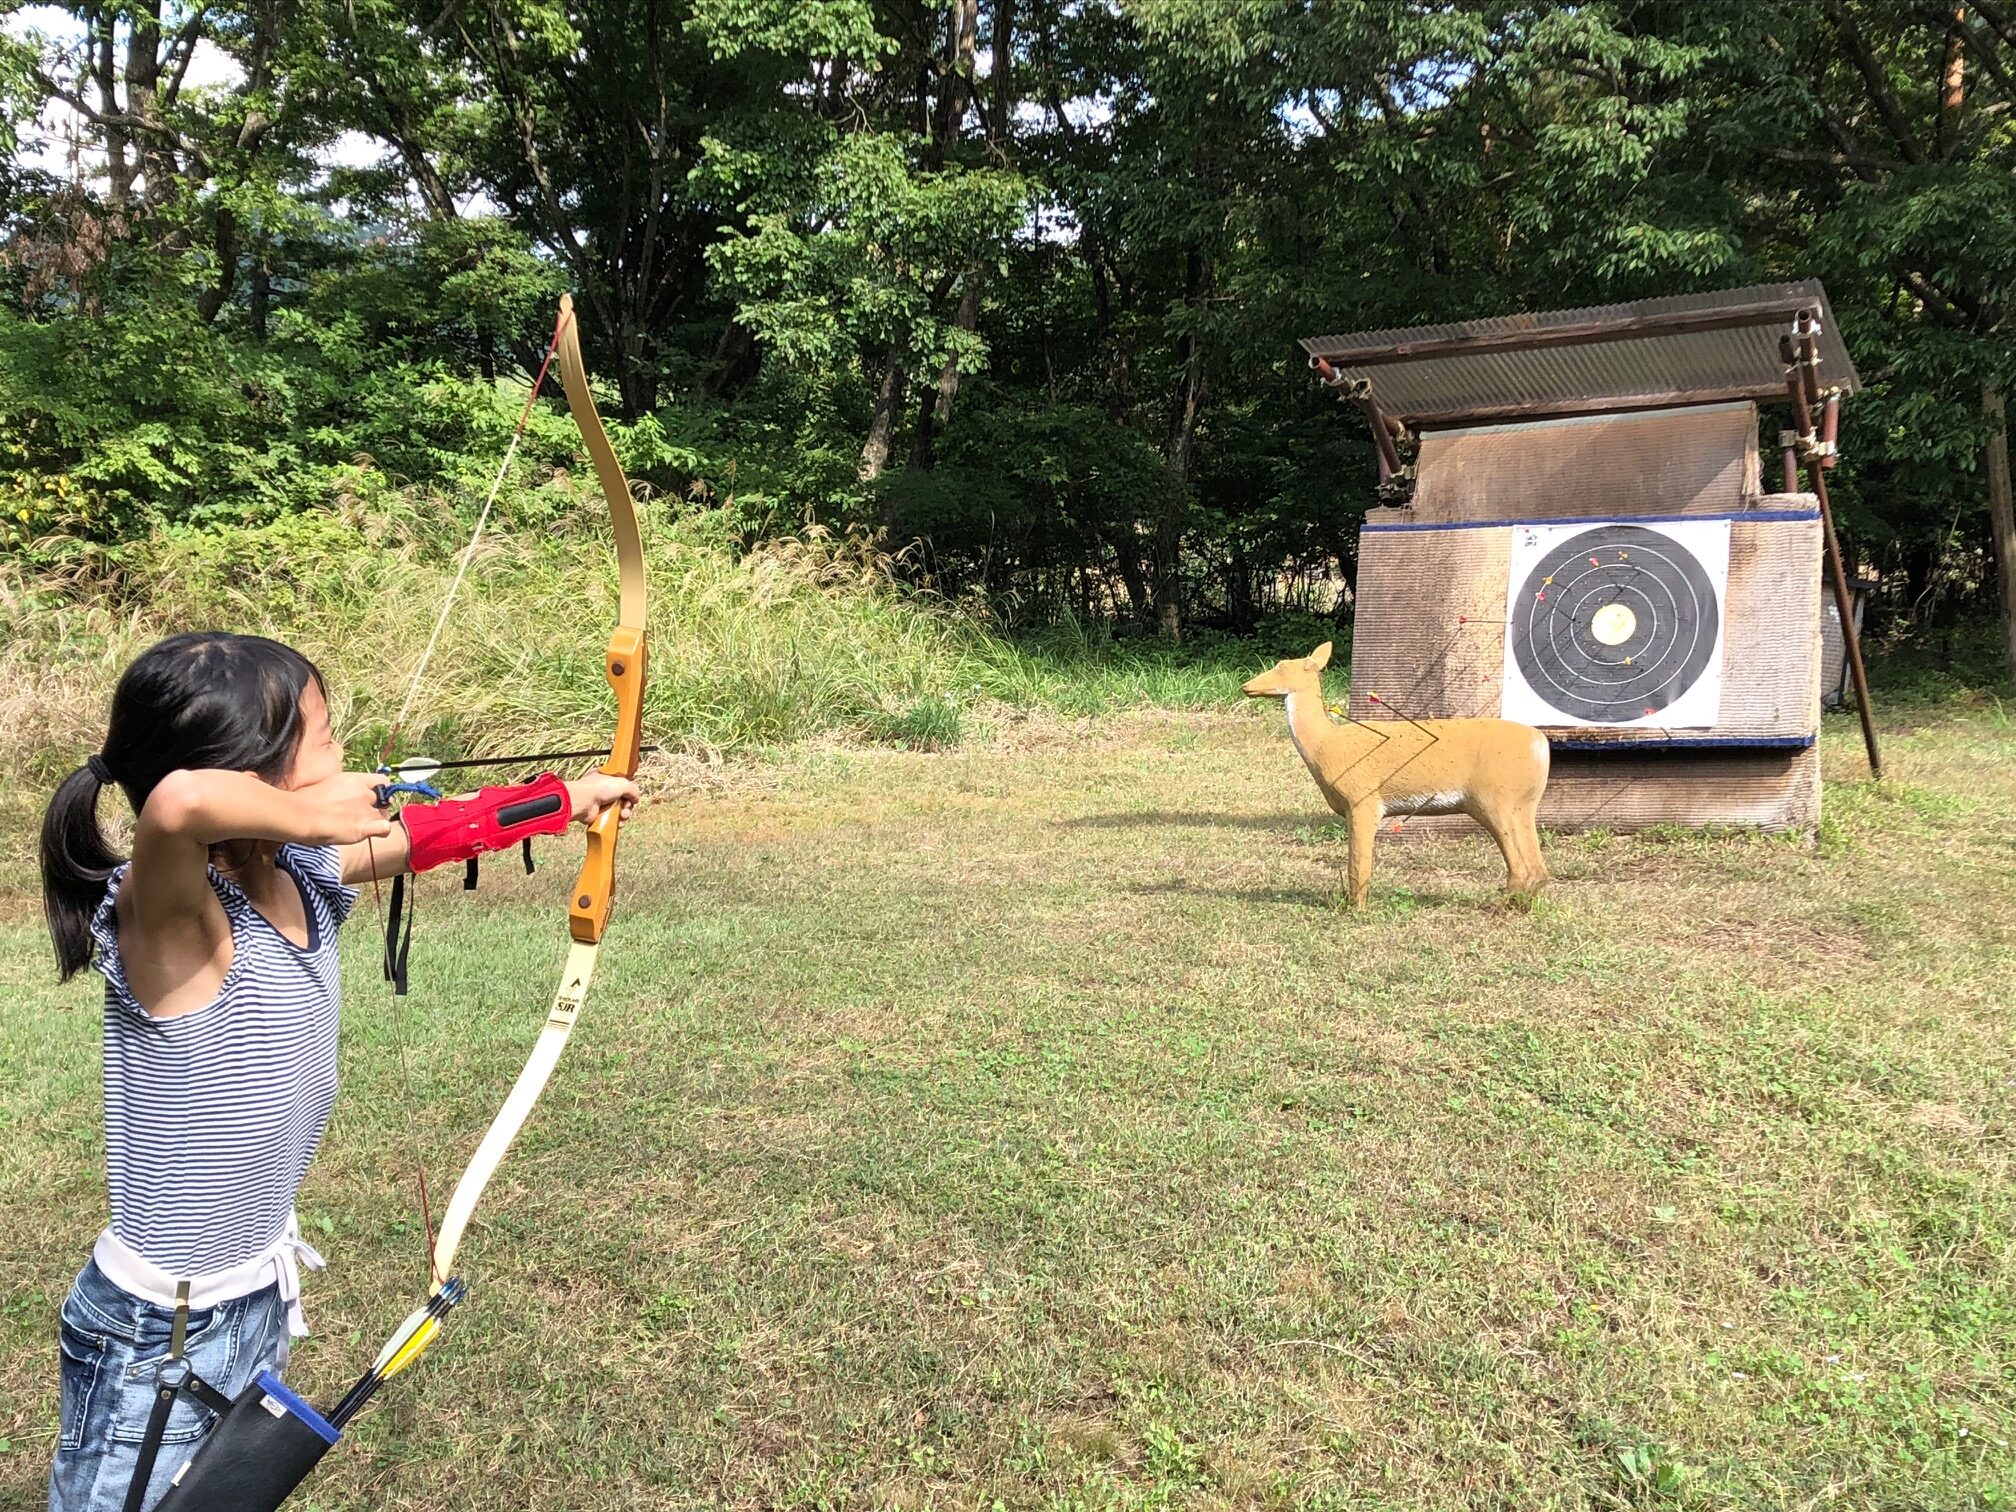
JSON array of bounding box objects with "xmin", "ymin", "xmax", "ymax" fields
[{"xmin": 2, "ymin": 499, "xmax": 981, "ymax": 780}]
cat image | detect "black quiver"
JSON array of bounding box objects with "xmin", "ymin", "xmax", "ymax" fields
[{"xmin": 149, "ymin": 1371, "xmax": 338, "ymax": 1512}]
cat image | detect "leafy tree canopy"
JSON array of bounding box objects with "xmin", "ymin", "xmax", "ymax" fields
[{"xmin": 5, "ymin": 0, "xmax": 2015, "ymax": 643}]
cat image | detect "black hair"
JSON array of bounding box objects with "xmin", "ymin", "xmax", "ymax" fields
[{"xmin": 40, "ymin": 632, "xmax": 327, "ymax": 981}]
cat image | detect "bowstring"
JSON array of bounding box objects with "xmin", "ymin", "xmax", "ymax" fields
[
  {"xmin": 379, "ymin": 307, "xmax": 574, "ymax": 768},
  {"xmin": 365, "ymin": 305, "xmax": 573, "ymax": 1285}
]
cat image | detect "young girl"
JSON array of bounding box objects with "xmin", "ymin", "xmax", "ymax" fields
[{"xmin": 39, "ymin": 632, "xmax": 638, "ymax": 1512}]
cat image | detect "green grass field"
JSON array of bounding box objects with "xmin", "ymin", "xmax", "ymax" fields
[{"xmin": 2, "ymin": 693, "xmax": 2012, "ymax": 1510}]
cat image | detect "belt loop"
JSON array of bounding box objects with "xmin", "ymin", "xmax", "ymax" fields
[{"xmin": 168, "ymin": 1280, "xmax": 192, "ymax": 1360}]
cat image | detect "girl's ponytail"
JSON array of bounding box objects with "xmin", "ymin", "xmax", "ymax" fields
[
  {"xmin": 38, "ymin": 632, "xmax": 325, "ymax": 983},
  {"xmin": 40, "ymin": 761, "xmax": 126, "ymax": 981}
]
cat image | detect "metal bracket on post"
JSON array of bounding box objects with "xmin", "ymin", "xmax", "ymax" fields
[
  {"xmin": 1313, "ymin": 356, "xmax": 1413, "ymax": 502},
  {"xmin": 1777, "ymin": 428, "xmax": 1801, "ymax": 494}
]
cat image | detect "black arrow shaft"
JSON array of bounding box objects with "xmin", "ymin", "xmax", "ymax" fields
[{"xmin": 393, "ymin": 744, "xmax": 660, "ymax": 772}]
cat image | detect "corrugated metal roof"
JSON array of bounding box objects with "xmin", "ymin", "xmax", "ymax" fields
[{"xmin": 1300, "ymin": 282, "xmax": 1859, "ymax": 425}]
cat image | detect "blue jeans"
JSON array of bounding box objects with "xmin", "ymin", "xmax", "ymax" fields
[{"xmin": 49, "ymin": 1259, "xmax": 290, "ymax": 1512}]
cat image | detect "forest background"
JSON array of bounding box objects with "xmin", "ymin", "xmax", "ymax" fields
[{"xmin": 5, "ymin": 0, "xmax": 2016, "ymax": 771}]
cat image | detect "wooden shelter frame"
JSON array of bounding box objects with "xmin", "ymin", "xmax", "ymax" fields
[{"xmin": 1305, "ymin": 289, "xmax": 1881, "ymax": 775}]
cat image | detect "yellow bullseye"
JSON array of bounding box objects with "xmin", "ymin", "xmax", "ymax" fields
[{"xmin": 1591, "ymin": 602, "xmax": 1637, "ymax": 646}]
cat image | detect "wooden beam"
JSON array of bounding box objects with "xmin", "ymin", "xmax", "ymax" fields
[{"xmin": 1386, "ymin": 385, "xmax": 1792, "ymax": 427}]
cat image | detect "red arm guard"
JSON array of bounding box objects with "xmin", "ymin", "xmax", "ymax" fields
[{"xmin": 399, "ymin": 773, "xmax": 572, "ymax": 875}]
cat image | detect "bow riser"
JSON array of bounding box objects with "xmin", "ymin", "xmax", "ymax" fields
[{"xmin": 570, "ymin": 625, "xmax": 646, "ymax": 945}]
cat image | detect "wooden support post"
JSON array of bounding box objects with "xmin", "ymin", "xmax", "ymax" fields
[
  {"xmin": 1983, "ymin": 385, "xmax": 2016, "ymax": 677},
  {"xmin": 1780, "ymin": 335, "xmax": 1815, "ymax": 435},
  {"xmin": 1352, "ymin": 390, "xmax": 1405, "ymax": 484},
  {"xmin": 1787, "ymin": 326, "xmax": 1882, "ymax": 777}
]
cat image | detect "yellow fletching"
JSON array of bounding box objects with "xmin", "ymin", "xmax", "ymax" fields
[
  {"xmin": 370, "ymin": 1300, "xmax": 435, "ymax": 1371},
  {"xmin": 381, "ymin": 1318, "xmax": 442, "ymax": 1380}
]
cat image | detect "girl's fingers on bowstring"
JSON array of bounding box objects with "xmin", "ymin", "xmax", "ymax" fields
[{"xmin": 301, "ymin": 772, "xmax": 398, "ymax": 843}]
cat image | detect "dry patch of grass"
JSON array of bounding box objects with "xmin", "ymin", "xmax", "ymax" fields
[{"xmin": 0, "ymin": 703, "xmax": 2012, "ymax": 1509}]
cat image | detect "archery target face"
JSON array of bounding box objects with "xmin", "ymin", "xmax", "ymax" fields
[{"xmin": 1501, "ymin": 519, "xmax": 1729, "ymax": 727}]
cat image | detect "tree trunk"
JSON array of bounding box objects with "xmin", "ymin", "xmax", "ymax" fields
[
  {"xmin": 358, "ymin": 68, "xmax": 459, "ymax": 220},
  {"xmin": 907, "ymin": 385, "xmax": 937, "ymax": 471},
  {"xmin": 1941, "ymin": 7, "xmax": 1967, "ymax": 157},
  {"xmin": 1986, "ymin": 385, "xmax": 2016, "ymax": 672},
  {"xmin": 991, "ymin": 0, "xmax": 1014, "ymax": 147},
  {"xmin": 1151, "ymin": 491, "xmax": 1188, "ymax": 639},
  {"xmin": 861, "ymin": 352, "xmax": 907, "ymax": 487},
  {"xmin": 704, "ymin": 320, "xmax": 759, "ymax": 398},
  {"xmin": 1155, "ymin": 249, "xmax": 1211, "ymax": 640},
  {"xmin": 880, "ymin": 0, "xmax": 978, "ymax": 482},
  {"xmin": 935, "ymin": 274, "xmax": 981, "ymax": 430},
  {"xmin": 125, "ymin": 3, "xmax": 168, "ymax": 212},
  {"xmin": 1088, "ymin": 247, "xmax": 1135, "ymax": 424},
  {"xmin": 1103, "ymin": 531, "xmax": 1151, "ymax": 620},
  {"xmin": 909, "ymin": 273, "xmax": 981, "ymax": 469},
  {"xmin": 93, "ymin": 17, "xmax": 134, "ymax": 210},
  {"xmin": 195, "ymin": 205, "xmax": 240, "ymax": 323},
  {"xmin": 935, "ymin": 0, "xmax": 978, "ymax": 150},
  {"xmin": 249, "ymin": 252, "xmax": 270, "ymax": 339},
  {"xmin": 1227, "ymin": 549, "xmax": 1255, "ymax": 633}
]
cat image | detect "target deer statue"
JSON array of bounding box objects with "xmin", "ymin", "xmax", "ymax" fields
[{"xmin": 1243, "ymin": 643, "xmax": 1552, "ymax": 907}]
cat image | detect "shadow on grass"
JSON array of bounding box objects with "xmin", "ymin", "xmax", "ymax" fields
[
  {"xmin": 1125, "ymin": 876, "xmax": 1336, "ymax": 908},
  {"xmin": 1060, "ymin": 810, "xmax": 1306, "ymax": 832},
  {"xmin": 1124, "ymin": 874, "xmax": 1531, "ymax": 916}
]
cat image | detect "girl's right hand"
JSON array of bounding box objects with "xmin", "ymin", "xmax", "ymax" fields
[{"xmin": 294, "ymin": 771, "xmax": 399, "ymax": 844}]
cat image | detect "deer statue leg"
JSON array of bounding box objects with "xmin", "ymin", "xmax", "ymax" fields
[
  {"xmin": 1344, "ymin": 800, "xmax": 1380, "ymax": 907},
  {"xmin": 1510, "ymin": 800, "xmax": 1551, "ymax": 895},
  {"xmin": 1468, "ymin": 802, "xmax": 1524, "ymax": 896},
  {"xmin": 1474, "ymin": 799, "xmax": 1550, "ymax": 898}
]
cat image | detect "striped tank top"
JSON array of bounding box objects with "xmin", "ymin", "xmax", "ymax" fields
[{"xmin": 89, "ymin": 845, "xmax": 356, "ymax": 1275}]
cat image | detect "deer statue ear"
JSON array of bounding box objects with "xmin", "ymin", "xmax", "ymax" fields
[{"xmin": 1308, "ymin": 642, "xmax": 1333, "ymax": 670}]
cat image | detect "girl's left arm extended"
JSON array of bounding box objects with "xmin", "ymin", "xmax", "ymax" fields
[{"xmin": 337, "ymin": 772, "xmax": 639, "ymax": 886}]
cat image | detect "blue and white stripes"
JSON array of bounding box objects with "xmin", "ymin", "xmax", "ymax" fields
[{"xmin": 90, "ymin": 846, "xmax": 355, "ymax": 1276}]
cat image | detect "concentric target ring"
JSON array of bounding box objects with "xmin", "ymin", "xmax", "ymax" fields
[{"xmin": 1509, "ymin": 524, "xmax": 1720, "ymax": 723}]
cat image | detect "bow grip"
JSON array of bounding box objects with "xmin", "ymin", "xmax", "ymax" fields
[
  {"xmin": 568, "ymin": 624, "xmax": 645, "ymax": 944},
  {"xmin": 568, "ymin": 806, "xmax": 619, "ymax": 943}
]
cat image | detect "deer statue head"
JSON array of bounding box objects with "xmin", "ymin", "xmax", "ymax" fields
[{"xmin": 1241, "ymin": 642, "xmax": 1332, "ymax": 699}]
